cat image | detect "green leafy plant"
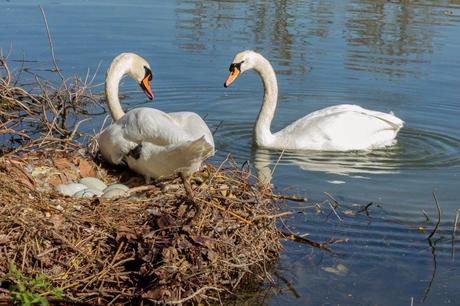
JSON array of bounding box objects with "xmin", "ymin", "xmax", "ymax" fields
[{"xmin": 4, "ymin": 262, "xmax": 63, "ymax": 306}]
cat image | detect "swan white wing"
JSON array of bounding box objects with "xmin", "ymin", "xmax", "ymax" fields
[
  {"xmin": 168, "ymin": 111, "xmax": 215, "ymax": 149},
  {"xmin": 125, "ymin": 136, "xmax": 214, "ymax": 179},
  {"xmin": 276, "ymin": 104, "xmax": 404, "ymax": 151},
  {"xmin": 99, "ymin": 108, "xmax": 216, "ymax": 165},
  {"xmin": 119, "ymin": 108, "xmax": 192, "ymax": 145},
  {"xmin": 99, "ymin": 123, "xmax": 135, "ymax": 164},
  {"xmin": 99, "ymin": 107, "xmax": 193, "ymax": 165}
]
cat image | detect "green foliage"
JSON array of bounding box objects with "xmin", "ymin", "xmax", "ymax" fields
[{"xmin": 4, "ymin": 262, "xmax": 63, "ymax": 306}]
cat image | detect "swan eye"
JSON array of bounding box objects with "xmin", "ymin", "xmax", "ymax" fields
[
  {"xmin": 229, "ymin": 61, "xmax": 243, "ymax": 72},
  {"xmin": 144, "ymin": 66, "xmax": 153, "ymax": 81}
]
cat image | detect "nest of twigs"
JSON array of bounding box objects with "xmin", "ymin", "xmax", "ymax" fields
[
  {"xmin": 0, "ymin": 152, "xmax": 282, "ymax": 305},
  {"xmin": 0, "ymin": 54, "xmax": 284, "ymax": 305},
  {"xmin": 0, "ymin": 54, "xmax": 100, "ymax": 156}
]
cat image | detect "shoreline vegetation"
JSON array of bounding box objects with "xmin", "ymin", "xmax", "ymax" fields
[{"xmin": 0, "ymin": 51, "xmax": 291, "ymax": 304}]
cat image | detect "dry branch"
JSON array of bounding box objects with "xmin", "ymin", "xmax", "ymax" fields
[{"xmin": 0, "ymin": 153, "xmax": 284, "ymax": 305}]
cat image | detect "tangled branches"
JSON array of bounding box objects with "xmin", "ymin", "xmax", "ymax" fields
[
  {"xmin": 0, "ymin": 154, "xmax": 283, "ymax": 305},
  {"xmin": 0, "ymin": 54, "xmax": 101, "ymax": 156}
]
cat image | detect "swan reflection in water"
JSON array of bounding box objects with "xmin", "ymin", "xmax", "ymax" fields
[{"xmin": 251, "ymin": 146, "xmax": 402, "ymax": 185}]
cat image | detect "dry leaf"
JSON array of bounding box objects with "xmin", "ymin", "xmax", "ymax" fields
[
  {"xmin": 10, "ymin": 166, "xmax": 35, "ymax": 189},
  {"xmin": 49, "ymin": 214, "xmax": 65, "ymax": 230},
  {"xmin": 53, "ymin": 157, "xmax": 72, "ymax": 170},
  {"xmin": 0, "ymin": 234, "xmax": 9, "ymax": 245},
  {"xmin": 116, "ymin": 226, "xmax": 138, "ymax": 241},
  {"xmin": 78, "ymin": 158, "xmax": 96, "ymax": 177},
  {"xmin": 190, "ymin": 235, "xmax": 210, "ymax": 248},
  {"xmin": 47, "ymin": 174, "xmax": 65, "ymax": 186},
  {"xmin": 157, "ymin": 214, "xmax": 175, "ymax": 229}
]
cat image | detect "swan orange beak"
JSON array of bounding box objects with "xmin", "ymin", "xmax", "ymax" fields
[
  {"xmin": 224, "ymin": 69, "xmax": 240, "ymax": 88},
  {"xmin": 140, "ymin": 76, "xmax": 154, "ymax": 100}
]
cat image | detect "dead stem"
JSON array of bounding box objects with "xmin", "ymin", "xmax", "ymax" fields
[
  {"xmin": 0, "ymin": 154, "xmax": 285, "ymax": 305},
  {"xmin": 0, "ymin": 55, "xmax": 100, "ymax": 156},
  {"xmin": 427, "ymin": 192, "xmax": 441, "ymax": 241},
  {"xmin": 39, "ymin": 5, "xmax": 67, "ymax": 87},
  {"xmin": 452, "ymin": 209, "xmax": 459, "ymax": 260}
]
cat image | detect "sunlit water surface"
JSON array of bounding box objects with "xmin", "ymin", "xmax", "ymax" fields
[{"xmin": 2, "ymin": 0, "xmax": 460, "ymax": 305}]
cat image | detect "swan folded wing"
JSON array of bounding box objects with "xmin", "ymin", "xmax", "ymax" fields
[
  {"xmin": 126, "ymin": 136, "xmax": 214, "ymax": 179},
  {"xmin": 305, "ymin": 104, "xmax": 403, "ymax": 129},
  {"xmin": 98, "ymin": 109, "xmax": 188, "ymax": 165},
  {"xmin": 167, "ymin": 111, "xmax": 215, "ymax": 149},
  {"xmin": 279, "ymin": 105, "xmax": 404, "ymax": 150},
  {"xmin": 120, "ymin": 108, "xmax": 192, "ymax": 146},
  {"xmin": 98, "ymin": 124, "xmax": 138, "ymax": 165},
  {"xmin": 99, "ymin": 108, "xmax": 215, "ymax": 166}
]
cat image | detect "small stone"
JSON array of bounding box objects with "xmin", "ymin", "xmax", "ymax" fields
[
  {"xmin": 79, "ymin": 177, "xmax": 107, "ymax": 191},
  {"xmin": 102, "ymin": 188, "xmax": 128, "ymax": 199}
]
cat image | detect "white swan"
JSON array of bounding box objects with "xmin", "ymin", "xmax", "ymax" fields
[
  {"xmin": 98, "ymin": 53, "xmax": 214, "ymax": 183},
  {"xmin": 224, "ymin": 50, "xmax": 404, "ymax": 151}
]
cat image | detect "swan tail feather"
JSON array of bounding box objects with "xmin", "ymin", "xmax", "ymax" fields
[
  {"xmin": 368, "ymin": 112, "xmax": 404, "ymax": 131},
  {"xmin": 164, "ymin": 136, "xmax": 214, "ymax": 176}
]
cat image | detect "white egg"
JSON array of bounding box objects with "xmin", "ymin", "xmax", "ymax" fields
[
  {"xmin": 79, "ymin": 177, "xmax": 107, "ymax": 191},
  {"xmin": 102, "ymin": 188, "xmax": 128, "ymax": 199},
  {"xmin": 73, "ymin": 188, "xmax": 103, "ymax": 198},
  {"xmin": 104, "ymin": 184, "xmax": 130, "ymax": 192},
  {"xmin": 55, "ymin": 183, "xmax": 88, "ymax": 196}
]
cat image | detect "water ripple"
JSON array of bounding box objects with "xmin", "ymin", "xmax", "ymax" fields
[{"xmin": 216, "ymin": 124, "xmax": 460, "ymax": 176}]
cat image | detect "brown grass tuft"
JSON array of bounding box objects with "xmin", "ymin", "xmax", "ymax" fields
[{"xmin": 0, "ymin": 153, "xmax": 283, "ymax": 305}]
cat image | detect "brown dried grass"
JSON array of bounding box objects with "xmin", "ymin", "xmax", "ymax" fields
[
  {"xmin": 0, "ymin": 152, "xmax": 282, "ymax": 305},
  {"xmin": 0, "ymin": 55, "xmax": 284, "ymax": 304},
  {"xmin": 0, "ymin": 54, "xmax": 100, "ymax": 157}
]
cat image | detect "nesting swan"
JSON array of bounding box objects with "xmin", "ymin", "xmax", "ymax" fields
[
  {"xmin": 98, "ymin": 53, "xmax": 214, "ymax": 183},
  {"xmin": 224, "ymin": 50, "xmax": 404, "ymax": 151}
]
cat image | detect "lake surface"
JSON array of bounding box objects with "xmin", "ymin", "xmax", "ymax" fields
[{"xmin": 2, "ymin": 0, "xmax": 460, "ymax": 305}]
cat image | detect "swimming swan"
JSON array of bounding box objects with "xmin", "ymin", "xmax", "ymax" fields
[
  {"xmin": 224, "ymin": 50, "xmax": 404, "ymax": 151},
  {"xmin": 98, "ymin": 53, "xmax": 214, "ymax": 183}
]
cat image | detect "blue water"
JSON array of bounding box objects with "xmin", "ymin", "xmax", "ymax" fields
[{"xmin": 2, "ymin": 1, "xmax": 460, "ymax": 305}]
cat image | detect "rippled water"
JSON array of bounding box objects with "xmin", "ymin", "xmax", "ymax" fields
[{"xmin": 2, "ymin": 0, "xmax": 460, "ymax": 305}]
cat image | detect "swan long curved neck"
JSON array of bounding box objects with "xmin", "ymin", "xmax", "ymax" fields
[
  {"xmin": 253, "ymin": 55, "xmax": 278, "ymax": 146},
  {"xmin": 105, "ymin": 59, "xmax": 129, "ymax": 121}
]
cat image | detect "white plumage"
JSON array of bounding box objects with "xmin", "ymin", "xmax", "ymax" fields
[
  {"xmin": 225, "ymin": 50, "xmax": 404, "ymax": 151},
  {"xmin": 99, "ymin": 53, "xmax": 214, "ymax": 182}
]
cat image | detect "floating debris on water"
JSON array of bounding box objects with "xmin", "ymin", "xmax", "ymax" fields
[
  {"xmin": 322, "ymin": 263, "xmax": 349, "ymax": 276},
  {"xmin": 327, "ymin": 180, "xmax": 346, "ymax": 184}
]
